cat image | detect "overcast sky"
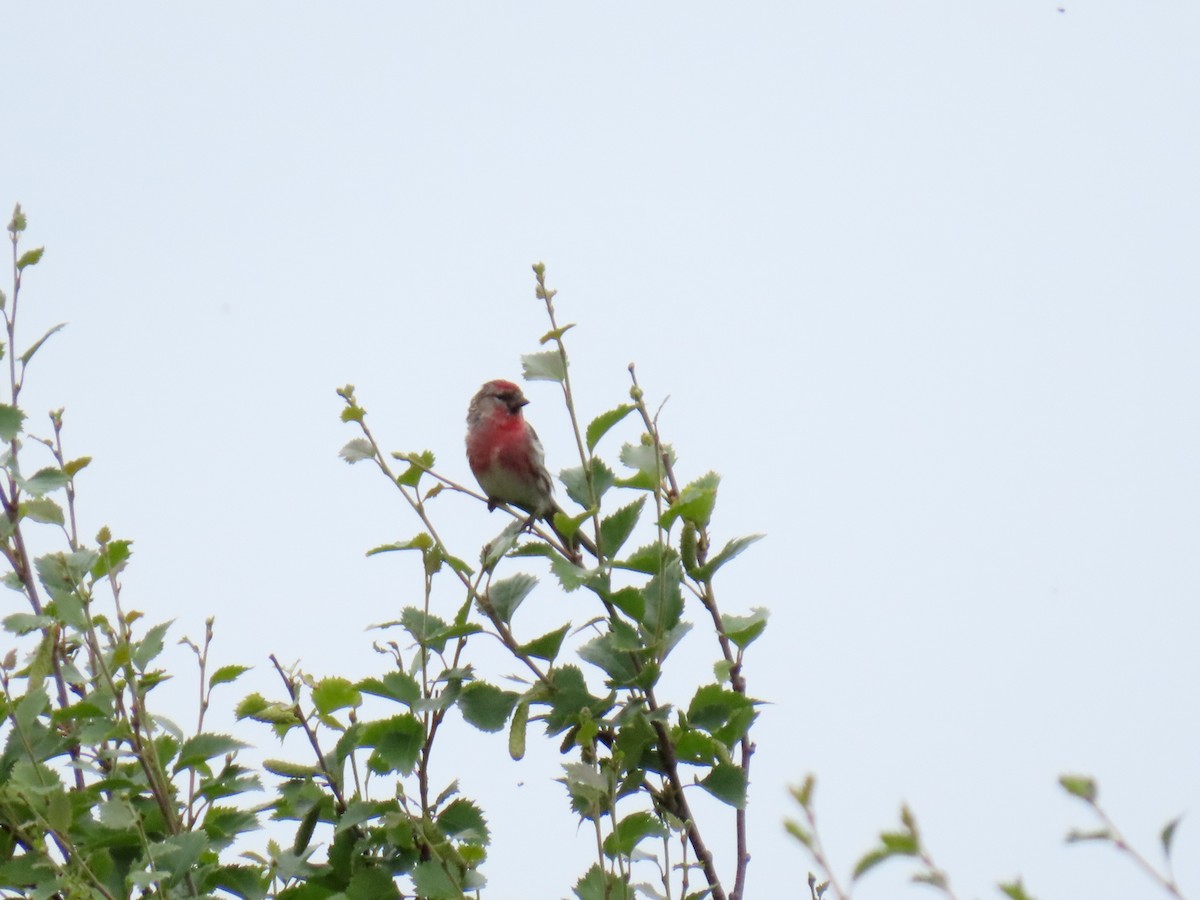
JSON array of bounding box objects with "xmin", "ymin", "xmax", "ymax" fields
[{"xmin": 3, "ymin": 3, "xmax": 1199, "ymax": 898}]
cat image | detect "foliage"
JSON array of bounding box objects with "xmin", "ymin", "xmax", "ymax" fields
[
  {"xmin": 786, "ymin": 773, "xmax": 1188, "ymax": 900},
  {"xmin": 0, "ymin": 207, "xmax": 763, "ymax": 898}
]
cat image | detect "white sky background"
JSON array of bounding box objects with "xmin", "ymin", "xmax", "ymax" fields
[{"xmin": 4, "ymin": 2, "xmax": 1199, "ymax": 898}]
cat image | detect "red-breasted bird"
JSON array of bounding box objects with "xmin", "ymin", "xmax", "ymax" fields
[{"xmin": 465, "ymin": 379, "xmax": 596, "ymax": 558}]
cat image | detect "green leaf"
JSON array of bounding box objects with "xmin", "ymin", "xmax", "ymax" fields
[
  {"xmin": 133, "ymin": 620, "xmax": 173, "ymax": 671},
  {"xmin": 691, "ymin": 534, "xmax": 764, "ymax": 581},
  {"xmin": 399, "ymin": 606, "xmax": 451, "ymax": 651},
  {"xmin": 699, "ymin": 763, "xmax": 747, "ymax": 808},
  {"xmin": 3, "ymin": 611, "xmax": 54, "ymax": 634},
  {"xmin": 360, "ymin": 714, "xmax": 424, "ymax": 775},
  {"xmin": 578, "ymin": 623, "xmax": 641, "ymax": 686},
  {"xmin": 574, "ymin": 864, "xmax": 633, "ymax": 900},
  {"xmin": 660, "ymin": 471, "xmax": 720, "ymax": 530},
  {"xmin": 0, "ymin": 405, "xmax": 21, "ymax": 442},
  {"xmin": 539, "ymin": 323, "xmax": 576, "ymax": 344},
  {"xmin": 618, "ymin": 438, "xmax": 675, "ymax": 481},
  {"xmin": 543, "ymin": 665, "xmax": 612, "ymax": 735},
  {"xmin": 338, "ymin": 438, "xmax": 374, "ymax": 464},
  {"xmin": 235, "ymin": 693, "xmax": 300, "ymax": 728},
  {"xmin": 92, "ymin": 539, "xmax": 133, "ymax": 578},
  {"xmin": 521, "ymin": 350, "xmax": 566, "ymax": 383},
  {"xmin": 586, "ymin": 404, "xmax": 634, "ymax": 452},
  {"xmin": 411, "ymin": 859, "xmax": 463, "ymax": 898},
  {"xmin": 687, "ymin": 684, "xmax": 758, "ymax": 745},
  {"xmin": 19, "ymin": 323, "xmax": 66, "ymax": 366},
  {"xmin": 16, "ymin": 247, "xmax": 44, "ymax": 271},
  {"xmin": 1066, "ymin": 828, "xmax": 1112, "ymax": 843},
  {"xmin": 721, "ymin": 607, "xmax": 769, "ymax": 650},
  {"xmin": 312, "ymin": 677, "xmax": 362, "ymax": 715},
  {"xmin": 1059, "ymin": 774, "xmax": 1097, "ymax": 803},
  {"xmin": 599, "ymin": 498, "xmax": 644, "ymax": 557},
  {"xmin": 209, "ymin": 664, "xmax": 251, "ymax": 689},
  {"xmin": 437, "ymin": 797, "xmax": 490, "ymax": 844},
  {"xmin": 174, "ymin": 733, "xmax": 250, "ymax": 773},
  {"xmin": 619, "ymin": 542, "xmax": 674, "ymax": 575},
  {"xmin": 19, "ymin": 467, "xmax": 68, "ymax": 497},
  {"xmin": 509, "ymin": 701, "xmax": 528, "ymax": 760},
  {"xmin": 396, "ymin": 449, "xmax": 435, "ymax": 487},
  {"xmin": 458, "ymin": 681, "xmax": 518, "ymax": 733},
  {"xmin": 263, "ymin": 759, "xmax": 320, "ymax": 779},
  {"xmin": 487, "ymin": 573, "xmax": 537, "ymax": 624},
  {"xmin": 1161, "ymin": 814, "xmax": 1183, "ymax": 859},
  {"xmin": 519, "ymin": 623, "xmax": 571, "ymax": 663},
  {"xmin": 603, "ymin": 811, "xmax": 668, "ymax": 857},
  {"xmin": 367, "ymin": 532, "xmax": 433, "ymax": 557},
  {"xmin": 642, "ymin": 556, "xmax": 684, "ymax": 633},
  {"xmin": 357, "ymin": 671, "xmax": 421, "ymax": 707},
  {"xmin": 561, "ymin": 458, "xmax": 616, "ymax": 509},
  {"xmin": 63, "ymin": 455, "xmax": 91, "ymax": 478},
  {"xmin": 999, "ymin": 879, "xmax": 1038, "ymax": 900},
  {"xmin": 19, "ymin": 497, "xmax": 64, "ymax": 526}
]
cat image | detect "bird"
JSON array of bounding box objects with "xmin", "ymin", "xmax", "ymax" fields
[{"xmin": 465, "ymin": 379, "xmax": 596, "ymax": 559}]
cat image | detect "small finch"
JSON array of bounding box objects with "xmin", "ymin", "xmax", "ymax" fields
[{"xmin": 466, "ymin": 379, "xmax": 596, "ymax": 558}]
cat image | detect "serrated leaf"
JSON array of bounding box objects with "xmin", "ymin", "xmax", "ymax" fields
[
  {"xmin": 20, "ymin": 497, "xmax": 64, "ymax": 526},
  {"xmin": 619, "ymin": 440, "xmax": 673, "ymax": 479},
  {"xmin": 3, "ymin": 611, "xmax": 54, "ymax": 634},
  {"xmin": 338, "ymin": 438, "xmax": 374, "ymax": 464},
  {"xmin": 411, "ymin": 859, "xmax": 462, "ymax": 898},
  {"xmin": 458, "ymin": 681, "xmax": 518, "ymax": 733},
  {"xmin": 358, "ymin": 671, "xmax": 421, "ymax": 706},
  {"xmin": 690, "ymin": 534, "xmax": 764, "ymax": 582},
  {"xmin": 437, "ymin": 797, "xmax": 490, "ymax": 844},
  {"xmin": 209, "ymin": 664, "xmax": 251, "ymax": 689},
  {"xmin": 19, "ymin": 322, "xmax": 66, "ymax": 366},
  {"xmin": 699, "ymin": 763, "xmax": 747, "ymax": 809},
  {"xmin": 561, "ymin": 458, "xmax": 616, "ymax": 509},
  {"xmin": 396, "ymin": 449, "xmax": 435, "ymax": 487},
  {"xmin": 660, "ymin": 471, "xmax": 720, "ymax": 530},
  {"xmin": 312, "ymin": 677, "xmax": 362, "ymax": 715},
  {"xmin": 586, "ymin": 404, "xmax": 634, "ymax": 452},
  {"xmin": 174, "ymin": 733, "xmax": 250, "ymax": 773},
  {"xmin": 687, "ymin": 683, "xmax": 758, "ymax": 745},
  {"xmin": 521, "ymin": 350, "xmax": 566, "ymax": 383},
  {"xmin": 131, "ymin": 620, "xmax": 172, "ymax": 671},
  {"xmin": 0, "ymin": 405, "xmax": 22, "ymax": 442},
  {"xmin": 360, "ymin": 713, "xmax": 423, "ymax": 774},
  {"xmin": 599, "ymin": 498, "xmax": 644, "ymax": 557},
  {"xmin": 487, "ymin": 573, "xmax": 537, "ymax": 624},
  {"xmin": 520, "ymin": 624, "xmax": 571, "ymax": 662},
  {"xmin": 92, "ymin": 539, "xmax": 133, "ymax": 578},
  {"xmin": 603, "ymin": 811, "xmax": 668, "ymax": 857},
  {"xmin": 574, "ymin": 864, "xmax": 633, "ymax": 900},
  {"xmin": 263, "ymin": 758, "xmax": 321, "ymax": 779},
  {"xmin": 721, "ymin": 607, "xmax": 769, "ymax": 650},
  {"xmin": 20, "ymin": 467, "xmax": 68, "ymax": 497}
]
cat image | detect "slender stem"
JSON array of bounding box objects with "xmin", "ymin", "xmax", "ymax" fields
[{"xmin": 1086, "ymin": 799, "xmax": 1184, "ymax": 899}]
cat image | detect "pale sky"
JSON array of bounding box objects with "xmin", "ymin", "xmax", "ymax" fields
[{"xmin": 4, "ymin": 3, "xmax": 1199, "ymax": 898}]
